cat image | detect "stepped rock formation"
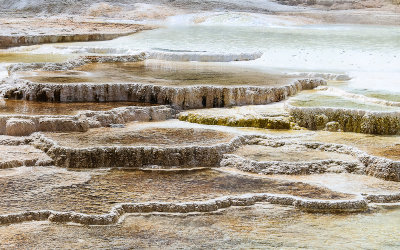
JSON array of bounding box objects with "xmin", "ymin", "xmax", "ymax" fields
[
  {"xmin": 3, "ymin": 78, "xmax": 326, "ymax": 109},
  {"xmin": 0, "ymin": 193, "xmax": 369, "ymax": 226},
  {"xmin": 288, "ymin": 105, "xmax": 400, "ymax": 135},
  {"xmin": 0, "ymin": 105, "xmax": 174, "ymax": 136}
]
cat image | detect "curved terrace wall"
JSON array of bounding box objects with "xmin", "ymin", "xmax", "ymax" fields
[
  {"xmin": 287, "ymin": 105, "xmax": 400, "ymax": 135},
  {"xmin": 4, "ymin": 79, "xmax": 326, "ymax": 109}
]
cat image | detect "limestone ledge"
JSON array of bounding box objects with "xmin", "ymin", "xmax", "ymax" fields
[
  {"xmin": 4, "ymin": 78, "xmax": 326, "ymax": 109},
  {"xmin": 6, "ymin": 51, "xmax": 262, "ymax": 75},
  {"xmin": 0, "ymin": 135, "xmax": 32, "ymax": 145},
  {"xmin": 0, "ymin": 156, "xmax": 52, "ymax": 169},
  {"xmin": 221, "ymin": 138, "xmax": 400, "ymax": 182},
  {"xmin": 0, "ymin": 153, "xmax": 52, "ymax": 169},
  {"xmin": 0, "ymin": 32, "xmax": 135, "ymax": 49},
  {"xmin": 285, "ymin": 72, "xmax": 351, "ymax": 81},
  {"xmin": 147, "ymin": 50, "xmax": 263, "ymax": 62},
  {"xmin": 30, "ymin": 131, "xmax": 400, "ymax": 181},
  {"xmin": 32, "ymin": 133, "xmax": 248, "ymax": 169},
  {"xmin": 221, "ymin": 154, "xmax": 362, "ymax": 175},
  {"xmin": 365, "ymin": 193, "xmax": 400, "ymax": 203},
  {"xmin": 287, "ymin": 104, "xmax": 400, "ymax": 135},
  {"xmin": 7, "ymin": 53, "xmax": 148, "ymax": 74},
  {"xmin": 0, "ymin": 193, "xmax": 369, "ymax": 226},
  {"xmin": 0, "ymin": 105, "xmax": 174, "ymax": 136},
  {"xmin": 178, "ymin": 113, "xmax": 291, "ymax": 129}
]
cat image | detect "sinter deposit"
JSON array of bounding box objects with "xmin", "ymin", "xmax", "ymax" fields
[{"xmin": 0, "ymin": 1, "xmax": 399, "ymax": 248}]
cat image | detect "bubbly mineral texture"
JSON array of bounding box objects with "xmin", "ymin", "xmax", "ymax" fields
[{"xmin": 288, "ymin": 105, "xmax": 400, "ymax": 135}]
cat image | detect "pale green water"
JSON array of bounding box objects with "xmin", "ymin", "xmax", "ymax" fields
[
  {"xmin": 53, "ymin": 24, "xmax": 400, "ymax": 73},
  {"xmin": 289, "ymin": 90, "xmax": 400, "ymax": 111},
  {"xmin": 7, "ymin": 23, "xmax": 399, "ymax": 98},
  {"xmin": 330, "ymin": 80, "xmax": 400, "ymax": 103},
  {"xmin": 0, "ymin": 15, "xmax": 399, "ymax": 249}
]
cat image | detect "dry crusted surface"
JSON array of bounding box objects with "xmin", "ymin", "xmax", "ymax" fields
[
  {"xmin": 0, "ymin": 17, "xmax": 147, "ymax": 36},
  {"xmin": 0, "ymin": 17, "xmax": 151, "ymax": 48}
]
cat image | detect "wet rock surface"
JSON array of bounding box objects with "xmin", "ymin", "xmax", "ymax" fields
[
  {"xmin": 0, "ymin": 99, "xmax": 154, "ymax": 115},
  {"xmin": 39, "ymin": 123, "xmax": 235, "ymax": 148},
  {"xmin": 0, "ymin": 105, "xmax": 174, "ymax": 136},
  {"xmin": 0, "ymin": 167, "xmax": 352, "ymax": 216},
  {"xmin": 179, "ymin": 103, "xmax": 292, "ymax": 129},
  {"xmin": 288, "ymin": 105, "xmax": 400, "ymax": 135},
  {"xmin": 0, "ymin": 6, "xmax": 399, "ymax": 247},
  {"xmin": 0, "ymin": 145, "xmax": 52, "ymax": 168},
  {"xmin": 17, "ymin": 60, "xmax": 293, "ymax": 86},
  {"xmin": 32, "ymin": 123, "xmax": 242, "ymax": 168},
  {"xmin": 3, "ymin": 76, "xmax": 325, "ymax": 109},
  {"xmin": 1, "ymin": 204, "xmax": 400, "ymax": 249}
]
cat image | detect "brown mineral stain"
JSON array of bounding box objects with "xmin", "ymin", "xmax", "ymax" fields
[
  {"xmin": 0, "ymin": 167, "xmax": 351, "ymax": 215},
  {"xmin": 21, "ymin": 60, "xmax": 295, "ymax": 86},
  {"xmin": 44, "ymin": 126, "xmax": 236, "ymax": 147}
]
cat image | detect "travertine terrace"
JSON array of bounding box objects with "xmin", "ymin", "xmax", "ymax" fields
[{"xmin": 0, "ymin": 0, "xmax": 399, "ymax": 248}]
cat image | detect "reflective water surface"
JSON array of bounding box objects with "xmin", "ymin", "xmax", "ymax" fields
[
  {"xmin": 0, "ymin": 167, "xmax": 349, "ymax": 215},
  {"xmin": 1, "ymin": 204, "xmax": 399, "ymax": 249},
  {"xmin": 0, "ymin": 15, "xmax": 399, "ymax": 249},
  {"xmin": 43, "ymin": 122, "xmax": 237, "ymax": 148},
  {"xmin": 20, "ymin": 60, "xmax": 295, "ymax": 86},
  {"xmin": 289, "ymin": 89, "xmax": 400, "ymax": 111},
  {"xmin": 233, "ymin": 144, "xmax": 358, "ymax": 162}
]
